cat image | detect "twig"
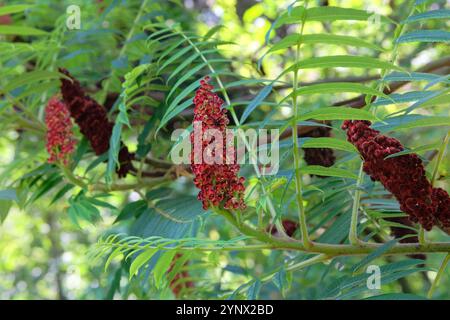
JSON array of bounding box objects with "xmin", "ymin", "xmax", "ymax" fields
[{"xmin": 213, "ymin": 207, "xmax": 450, "ymax": 256}]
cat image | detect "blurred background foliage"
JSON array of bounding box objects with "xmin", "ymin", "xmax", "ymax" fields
[{"xmin": 0, "ymin": 0, "xmax": 449, "ymax": 299}]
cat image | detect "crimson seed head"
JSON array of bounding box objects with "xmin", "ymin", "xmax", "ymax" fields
[
  {"xmin": 59, "ymin": 68, "xmax": 113, "ymax": 155},
  {"xmin": 432, "ymin": 187, "xmax": 450, "ymax": 231},
  {"xmin": 190, "ymin": 77, "xmax": 246, "ymax": 210},
  {"xmin": 59, "ymin": 68, "xmax": 134, "ymax": 178},
  {"xmin": 169, "ymin": 253, "xmax": 194, "ymax": 297},
  {"xmin": 45, "ymin": 97, "xmax": 76, "ymax": 165},
  {"xmin": 303, "ymin": 126, "xmax": 336, "ymax": 173},
  {"xmin": 342, "ymin": 120, "xmax": 450, "ymax": 231}
]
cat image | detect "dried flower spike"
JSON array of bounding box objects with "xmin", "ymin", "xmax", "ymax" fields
[
  {"xmin": 59, "ymin": 68, "xmax": 113, "ymax": 155},
  {"xmin": 190, "ymin": 77, "xmax": 246, "ymax": 210},
  {"xmin": 45, "ymin": 97, "xmax": 76, "ymax": 165},
  {"xmin": 303, "ymin": 126, "xmax": 336, "ymax": 175},
  {"xmin": 59, "ymin": 68, "xmax": 135, "ymax": 178},
  {"xmin": 342, "ymin": 120, "xmax": 450, "ymax": 231},
  {"xmin": 168, "ymin": 253, "xmax": 194, "ymax": 297}
]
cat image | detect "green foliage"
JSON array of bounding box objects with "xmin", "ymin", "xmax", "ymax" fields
[{"xmin": 0, "ymin": 0, "xmax": 449, "ymax": 300}]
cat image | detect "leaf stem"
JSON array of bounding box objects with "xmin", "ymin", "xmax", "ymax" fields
[
  {"xmin": 60, "ymin": 165, "xmax": 87, "ymax": 189},
  {"xmin": 100, "ymin": 0, "xmax": 149, "ymax": 104},
  {"xmin": 427, "ymin": 253, "xmax": 450, "ymax": 299},
  {"xmin": 348, "ymin": 3, "xmax": 415, "ymax": 246},
  {"xmin": 419, "ymin": 227, "xmax": 426, "ymax": 245},
  {"xmin": 94, "ymin": 178, "xmax": 168, "ymax": 192},
  {"xmin": 349, "ymin": 164, "xmax": 364, "ymax": 245},
  {"xmin": 291, "ymin": 0, "xmax": 311, "ymax": 249},
  {"xmin": 431, "ymin": 130, "xmax": 450, "ymax": 185},
  {"xmin": 424, "ymin": 130, "xmax": 450, "ymax": 243},
  {"xmin": 285, "ymin": 254, "xmax": 328, "ymax": 273}
]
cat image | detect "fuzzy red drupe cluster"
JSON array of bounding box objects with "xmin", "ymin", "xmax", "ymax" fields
[
  {"xmin": 303, "ymin": 126, "xmax": 336, "ymax": 175},
  {"xmin": 342, "ymin": 120, "xmax": 450, "ymax": 231},
  {"xmin": 45, "ymin": 97, "xmax": 76, "ymax": 165},
  {"xmin": 303, "ymin": 126, "xmax": 336, "ymax": 167},
  {"xmin": 168, "ymin": 253, "xmax": 194, "ymax": 297},
  {"xmin": 190, "ymin": 77, "xmax": 246, "ymax": 210},
  {"xmin": 59, "ymin": 68, "xmax": 134, "ymax": 178},
  {"xmin": 60, "ymin": 68, "xmax": 112, "ymax": 156}
]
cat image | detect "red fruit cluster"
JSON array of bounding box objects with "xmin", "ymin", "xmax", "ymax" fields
[
  {"xmin": 59, "ymin": 68, "xmax": 134, "ymax": 178},
  {"xmin": 169, "ymin": 253, "xmax": 194, "ymax": 297},
  {"xmin": 432, "ymin": 188, "xmax": 450, "ymax": 232},
  {"xmin": 342, "ymin": 120, "xmax": 450, "ymax": 231},
  {"xmin": 0, "ymin": 4, "xmax": 12, "ymax": 25},
  {"xmin": 190, "ymin": 77, "xmax": 246, "ymax": 210},
  {"xmin": 303, "ymin": 126, "xmax": 336, "ymax": 171},
  {"xmin": 45, "ymin": 97, "xmax": 76, "ymax": 165},
  {"xmin": 268, "ymin": 219, "xmax": 299, "ymax": 237},
  {"xmin": 59, "ymin": 68, "xmax": 113, "ymax": 155},
  {"xmin": 116, "ymin": 145, "xmax": 135, "ymax": 178}
]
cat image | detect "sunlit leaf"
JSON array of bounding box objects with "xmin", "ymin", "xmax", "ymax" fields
[
  {"xmin": 403, "ymin": 9, "xmax": 450, "ymax": 24},
  {"xmin": 297, "ymin": 107, "xmax": 379, "ymax": 122},
  {"xmin": 282, "ymin": 56, "xmax": 403, "ymax": 76},
  {"xmin": 302, "ymin": 137, "xmax": 358, "ymax": 153},
  {"xmin": 392, "ymin": 116, "xmax": 450, "ymax": 130},
  {"xmin": 397, "ymin": 30, "xmax": 450, "ymax": 43},
  {"xmin": 0, "ymin": 25, "xmax": 48, "ymax": 36},
  {"xmin": 129, "ymin": 248, "xmax": 158, "ymax": 279},
  {"xmin": 300, "ymin": 166, "xmax": 358, "ymax": 179}
]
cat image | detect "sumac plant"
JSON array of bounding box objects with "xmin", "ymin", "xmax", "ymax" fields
[{"xmin": 0, "ymin": 0, "xmax": 449, "ymax": 300}]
